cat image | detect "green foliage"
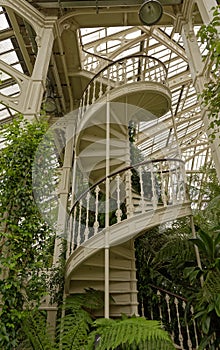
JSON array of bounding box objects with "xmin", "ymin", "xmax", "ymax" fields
[
  {"xmin": 197, "ymin": 5, "xmax": 220, "ymax": 137},
  {"xmin": 87, "ymin": 317, "xmax": 175, "ymax": 350},
  {"xmin": 135, "ymin": 220, "xmax": 197, "ymax": 298},
  {"xmin": 0, "ymin": 116, "xmax": 56, "ymax": 349},
  {"xmin": 18, "ymin": 288, "xmax": 104, "ymax": 350},
  {"xmin": 184, "ymin": 227, "xmax": 220, "ymax": 346},
  {"xmin": 17, "ymin": 289, "xmax": 175, "ymax": 350},
  {"xmin": 135, "ymin": 210, "xmax": 220, "ymax": 348},
  {"xmin": 20, "ymin": 311, "xmax": 54, "ymax": 350},
  {"xmin": 56, "ymin": 298, "xmax": 93, "ymax": 350}
]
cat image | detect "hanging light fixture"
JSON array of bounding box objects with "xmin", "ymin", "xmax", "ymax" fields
[{"xmin": 139, "ymin": 0, "xmax": 163, "ymax": 26}]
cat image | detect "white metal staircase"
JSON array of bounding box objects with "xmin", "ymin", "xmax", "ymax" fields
[{"xmin": 65, "ymin": 54, "xmax": 192, "ymax": 317}]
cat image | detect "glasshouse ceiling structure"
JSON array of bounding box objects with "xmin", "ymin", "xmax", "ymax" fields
[{"xmin": 0, "ymin": 0, "xmax": 219, "ymax": 206}]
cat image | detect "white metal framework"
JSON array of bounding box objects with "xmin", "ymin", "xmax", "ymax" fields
[{"xmin": 0, "ymin": 0, "xmax": 219, "ymax": 340}]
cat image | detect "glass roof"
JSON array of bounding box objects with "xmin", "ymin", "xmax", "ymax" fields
[{"xmin": 0, "ymin": 4, "xmax": 216, "ymax": 206}]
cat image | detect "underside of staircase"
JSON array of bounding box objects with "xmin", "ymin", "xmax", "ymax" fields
[{"xmin": 68, "ymin": 240, "xmax": 138, "ymax": 317}]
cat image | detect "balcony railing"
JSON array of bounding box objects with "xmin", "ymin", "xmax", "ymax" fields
[
  {"xmin": 67, "ymin": 158, "xmax": 188, "ymax": 255},
  {"xmin": 79, "ymin": 54, "xmax": 168, "ymax": 118}
]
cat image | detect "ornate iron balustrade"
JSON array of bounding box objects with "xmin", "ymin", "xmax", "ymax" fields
[
  {"xmin": 67, "ymin": 158, "xmax": 188, "ymax": 255},
  {"xmin": 143, "ymin": 285, "xmax": 219, "ymax": 350},
  {"xmin": 79, "ymin": 54, "xmax": 168, "ymax": 117}
]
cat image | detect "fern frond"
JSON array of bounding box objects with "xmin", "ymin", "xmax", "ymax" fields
[
  {"xmin": 21, "ymin": 310, "xmax": 55, "ymax": 350},
  {"xmin": 57, "ymin": 298, "xmax": 92, "ymax": 350},
  {"xmin": 87, "ymin": 317, "xmax": 175, "ymax": 350}
]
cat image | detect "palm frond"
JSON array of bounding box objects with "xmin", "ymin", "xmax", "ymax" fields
[{"xmin": 154, "ymin": 233, "xmax": 195, "ymax": 266}]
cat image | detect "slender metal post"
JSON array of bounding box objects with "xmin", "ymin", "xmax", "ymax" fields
[{"xmin": 105, "ymin": 96, "xmax": 110, "ymax": 318}]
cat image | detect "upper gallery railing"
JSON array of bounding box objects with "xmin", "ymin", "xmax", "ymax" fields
[
  {"xmin": 67, "ymin": 158, "xmax": 188, "ymax": 256},
  {"xmin": 79, "ymin": 55, "xmax": 168, "ymax": 117}
]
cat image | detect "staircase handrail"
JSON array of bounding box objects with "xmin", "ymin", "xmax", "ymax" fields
[
  {"xmin": 149, "ymin": 283, "xmax": 187, "ymax": 302},
  {"xmin": 79, "ymin": 54, "xmax": 169, "ymax": 115},
  {"xmin": 83, "ymin": 54, "xmax": 168, "ymax": 93},
  {"xmin": 69, "ymin": 157, "xmax": 185, "ymax": 215}
]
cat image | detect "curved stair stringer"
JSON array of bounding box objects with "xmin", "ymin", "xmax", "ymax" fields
[{"xmin": 65, "ymin": 201, "xmax": 192, "ymax": 317}]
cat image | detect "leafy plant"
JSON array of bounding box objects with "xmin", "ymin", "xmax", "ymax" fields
[
  {"xmin": 0, "ymin": 116, "xmax": 56, "ymax": 349},
  {"xmin": 87, "ymin": 316, "xmax": 175, "ymax": 350},
  {"xmin": 197, "ymin": 5, "xmax": 220, "ymax": 138},
  {"xmin": 185, "ymin": 228, "xmax": 220, "ymax": 344}
]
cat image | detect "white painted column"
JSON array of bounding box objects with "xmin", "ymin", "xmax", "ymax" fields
[
  {"xmin": 195, "ymin": 0, "xmax": 218, "ymax": 24},
  {"xmin": 182, "ymin": 17, "xmax": 220, "ymax": 180},
  {"xmin": 53, "ymin": 117, "xmax": 76, "ymax": 265},
  {"xmin": 105, "ymin": 96, "xmax": 110, "ymax": 319},
  {"xmin": 0, "ymin": 0, "xmax": 57, "ymax": 118}
]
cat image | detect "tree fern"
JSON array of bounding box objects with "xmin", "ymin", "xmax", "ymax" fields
[
  {"xmin": 87, "ymin": 317, "xmax": 175, "ymax": 350},
  {"xmin": 56, "ymin": 297, "xmax": 93, "ymax": 350},
  {"xmin": 20, "ymin": 310, "xmax": 54, "ymax": 350}
]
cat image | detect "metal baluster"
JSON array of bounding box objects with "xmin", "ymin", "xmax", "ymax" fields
[
  {"xmin": 77, "ymin": 200, "xmax": 82, "ymax": 247},
  {"xmin": 157, "ymin": 290, "xmax": 163, "ymax": 323},
  {"xmin": 168, "ymin": 160, "xmax": 175, "ymax": 205},
  {"xmin": 177, "ymin": 163, "xmax": 183, "ymax": 202},
  {"xmin": 106, "ymin": 66, "xmax": 111, "ymax": 92},
  {"xmin": 115, "ymin": 174, "xmax": 122, "ymax": 223},
  {"xmin": 182, "ymin": 301, "xmax": 193, "ymax": 350},
  {"xmin": 93, "ymin": 185, "xmax": 100, "ymax": 235},
  {"xmin": 66, "ymin": 213, "xmax": 72, "ymax": 258},
  {"xmin": 138, "ymin": 165, "xmax": 145, "ymax": 213},
  {"xmin": 81, "ymin": 92, "xmax": 86, "ymax": 115},
  {"xmin": 84, "ymin": 192, "xmax": 90, "ymax": 241},
  {"xmin": 190, "ymin": 305, "xmax": 199, "ymax": 349},
  {"xmin": 141, "ymin": 298, "xmax": 145, "ymax": 317},
  {"xmin": 86, "ymin": 85, "xmax": 91, "ymax": 110},
  {"xmin": 143, "ymin": 56, "xmax": 147, "ymax": 81},
  {"xmin": 122, "ymin": 61, "xmax": 127, "ymax": 84},
  {"xmin": 150, "ymin": 162, "xmax": 158, "ymax": 209},
  {"xmin": 116, "ymin": 62, "xmax": 120, "ymax": 86},
  {"xmin": 160, "ymin": 162, "xmax": 167, "ymax": 207},
  {"xmin": 165, "ymin": 294, "xmax": 174, "ymax": 342},
  {"xmin": 125, "ymin": 169, "xmax": 134, "ymax": 218},
  {"xmin": 92, "ymin": 79, "xmax": 96, "ymax": 104},
  {"xmin": 174, "ymin": 297, "xmax": 184, "ymax": 349},
  {"xmin": 132, "ymin": 58, "xmax": 136, "ymax": 82},
  {"xmin": 150, "ymin": 306, "xmax": 154, "ymax": 320},
  {"xmin": 180, "ymin": 162, "xmax": 186, "ymax": 201},
  {"xmin": 140, "ymin": 56, "xmax": 144, "ymax": 81},
  {"xmin": 71, "ymin": 206, "xmax": 77, "ymax": 252},
  {"xmin": 99, "ymin": 74, "xmax": 103, "ymax": 98}
]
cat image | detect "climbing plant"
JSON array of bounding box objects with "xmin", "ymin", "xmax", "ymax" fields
[
  {"xmin": 197, "ymin": 5, "xmax": 220, "ymax": 138},
  {"xmin": 0, "ymin": 116, "xmax": 56, "ymax": 349}
]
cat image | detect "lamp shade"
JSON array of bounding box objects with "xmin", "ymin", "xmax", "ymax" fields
[{"xmin": 139, "ymin": 0, "xmax": 163, "ymax": 26}]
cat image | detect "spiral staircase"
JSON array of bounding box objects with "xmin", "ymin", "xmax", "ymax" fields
[{"xmin": 65, "ymin": 55, "xmax": 192, "ymax": 317}]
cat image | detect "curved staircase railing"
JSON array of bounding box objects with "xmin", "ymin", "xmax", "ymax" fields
[
  {"xmin": 79, "ymin": 54, "xmax": 168, "ymax": 116},
  {"xmin": 68, "ymin": 158, "xmax": 189, "ymax": 255},
  {"xmin": 143, "ymin": 285, "xmax": 200, "ymax": 350}
]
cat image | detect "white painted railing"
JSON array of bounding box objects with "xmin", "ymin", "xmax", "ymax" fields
[
  {"xmin": 78, "ymin": 55, "xmax": 168, "ymax": 118},
  {"xmin": 68, "ymin": 158, "xmax": 188, "ymax": 255},
  {"xmin": 143, "ymin": 285, "xmax": 219, "ymax": 350}
]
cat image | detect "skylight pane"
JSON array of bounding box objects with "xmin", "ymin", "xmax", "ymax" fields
[{"xmin": 0, "ymin": 13, "xmax": 10, "ymax": 30}]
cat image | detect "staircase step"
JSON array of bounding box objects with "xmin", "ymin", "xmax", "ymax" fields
[
  {"xmin": 71, "ymin": 267, "xmax": 136, "ymax": 281},
  {"xmin": 69, "ymin": 280, "xmax": 137, "ymax": 293}
]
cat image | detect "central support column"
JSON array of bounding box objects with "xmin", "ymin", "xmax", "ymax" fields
[{"xmin": 105, "ymin": 96, "xmax": 110, "ymax": 318}]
